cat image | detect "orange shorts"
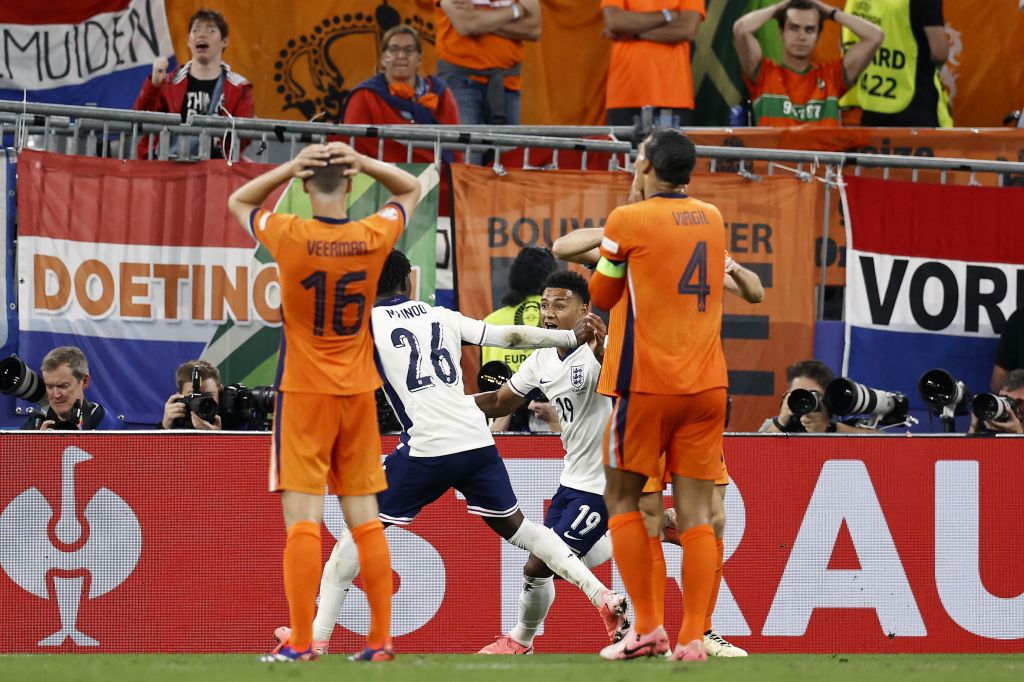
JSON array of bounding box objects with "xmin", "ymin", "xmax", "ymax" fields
[
  {"xmin": 641, "ymin": 451, "xmax": 730, "ymax": 493},
  {"xmin": 605, "ymin": 389, "xmax": 727, "ymax": 482},
  {"xmin": 270, "ymin": 390, "xmax": 386, "ymax": 496}
]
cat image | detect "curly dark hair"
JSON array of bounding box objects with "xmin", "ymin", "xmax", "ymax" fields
[
  {"xmin": 542, "ymin": 270, "xmax": 590, "ymax": 304},
  {"xmin": 502, "ymin": 246, "xmax": 558, "ymax": 307},
  {"xmin": 377, "ymin": 249, "xmax": 412, "ymax": 296}
]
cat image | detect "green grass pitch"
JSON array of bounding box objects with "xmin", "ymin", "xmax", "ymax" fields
[{"xmin": 1, "ymin": 654, "xmax": 1022, "ymax": 682}]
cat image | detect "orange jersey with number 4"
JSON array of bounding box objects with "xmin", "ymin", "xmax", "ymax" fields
[
  {"xmin": 250, "ymin": 205, "xmax": 405, "ymax": 395},
  {"xmin": 596, "ymin": 193, "xmax": 728, "ymax": 397}
]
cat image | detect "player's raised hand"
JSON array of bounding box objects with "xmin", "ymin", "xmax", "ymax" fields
[
  {"xmin": 324, "ymin": 141, "xmax": 365, "ymax": 177},
  {"xmin": 151, "ymin": 57, "xmax": 169, "ymax": 86},
  {"xmin": 572, "ymin": 312, "xmax": 598, "ymax": 347},
  {"xmin": 585, "ymin": 312, "xmax": 607, "ymax": 357},
  {"xmin": 290, "ymin": 144, "xmax": 332, "ymax": 178}
]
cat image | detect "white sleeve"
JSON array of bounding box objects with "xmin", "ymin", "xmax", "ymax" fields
[
  {"xmin": 478, "ymin": 323, "xmax": 577, "ymax": 350},
  {"xmin": 507, "ymin": 352, "xmax": 540, "ymax": 398}
]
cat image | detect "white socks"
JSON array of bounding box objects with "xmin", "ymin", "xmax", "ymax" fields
[
  {"xmin": 509, "ymin": 575, "xmax": 555, "ymax": 646},
  {"xmin": 582, "ymin": 533, "xmax": 612, "ymax": 569},
  {"xmin": 311, "ymin": 528, "xmax": 361, "ymax": 642},
  {"xmin": 507, "ymin": 518, "xmax": 607, "ymax": 608}
]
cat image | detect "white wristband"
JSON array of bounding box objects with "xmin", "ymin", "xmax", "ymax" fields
[
  {"xmin": 661, "ymin": 8, "xmax": 673, "ymax": 24},
  {"xmin": 511, "ymin": 3, "xmax": 523, "ymax": 21}
]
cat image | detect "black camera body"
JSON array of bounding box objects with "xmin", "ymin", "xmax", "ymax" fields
[
  {"xmin": 219, "ymin": 383, "xmax": 276, "ymax": 431},
  {"xmin": 51, "ymin": 400, "xmax": 85, "ymax": 430},
  {"xmin": 171, "ymin": 365, "xmax": 219, "ymax": 428},
  {"xmin": 787, "ymin": 388, "xmax": 824, "ymax": 417}
]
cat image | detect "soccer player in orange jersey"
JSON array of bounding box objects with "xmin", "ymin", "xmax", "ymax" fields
[
  {"xmin": 228, "ymin": 142, "xmax": 421, "ymax": 663},
  {"xmin": 589, "ymin": 129, "xmax": 728, "ymax": 661},
  {"xmin": 552, "ymin": 139, "xmax": 762, "ymax": 658}
]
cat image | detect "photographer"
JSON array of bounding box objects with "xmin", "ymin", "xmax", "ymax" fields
[
  {"xmin": 760, "ymin": 359, "xmax": 878, "ymax": 433},
  {"xmin": 970, "ymin": 369, "xmax": 1024, "ymax": 435},
  {"xmin": 160, "ymin": 360, "xmax": 222, "ymax": 430},
  {"xmin": 20, "ymin": 347, "xmax": 122, "ymax": 431}
]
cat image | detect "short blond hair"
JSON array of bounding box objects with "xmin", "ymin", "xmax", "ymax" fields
[{"xmin": 176, "ymin": 360, "xmax": 221, "ymax": 392}]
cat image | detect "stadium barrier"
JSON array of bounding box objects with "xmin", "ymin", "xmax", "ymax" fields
[{"xmin": 1, "ymin": 432, "xmax": 1021, "ymax": 654}]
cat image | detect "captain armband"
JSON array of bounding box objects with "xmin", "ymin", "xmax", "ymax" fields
[{"xmin": 596, "ymin": 257, "xmax": 626, "ymax": 279}]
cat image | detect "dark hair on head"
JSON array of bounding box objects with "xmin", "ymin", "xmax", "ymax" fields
[
  {"xmin": 188, "ymin": 9, "xmax": 229, "ymax": 39},
  {"xmin": 1001, "ymin": 368, "xmax": 1024, "ymax": 394},
  {"xmin": 306, "ymin": 162, "xmax": 349, "ymax": 195},
  {"xmin": 381, "ymin": 25, "xmax": 422, "ymax": 54},
  {"xmin": 786, "ymin": 359, "xmax": 834, "ymax": 391},
  {"xmin": 378, "ymin": 249, "xmax": 412, "ymax": 296},
  {"xmin": 502, "ymin": 246, "xmax": 558, "ymax": 307},
  {"xmin": 646, "ymin": 129, "xmax": 697, "ymax": 187},
  {"xmin": 542, "ymin": 270, "xmax": 590, "ymax": 305},
  {"xmin": 175, "ymin": 360, "xmax": 221, "ymax": 392},
  {"xmin": 773, "ymin": 0, "xmax": 824, "ymax": 33}
]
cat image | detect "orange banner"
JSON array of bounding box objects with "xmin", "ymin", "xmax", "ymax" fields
[{"xmin": 451, "ymin": 166, "xmax": 818, "ymax": 431}]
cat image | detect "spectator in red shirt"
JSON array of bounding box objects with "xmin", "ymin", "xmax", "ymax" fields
[
  {"xmin": 133, "ymin": 8, "xmax": 254, "ymax": 159},
  {"xmin": 344, "ymin": 25, "xmax": 461, "ymax": 164}
]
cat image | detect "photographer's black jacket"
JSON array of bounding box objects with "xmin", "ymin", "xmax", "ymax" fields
[{"xmin": 20, "ymin": 400, "xmax": 121, "ymax": 430}]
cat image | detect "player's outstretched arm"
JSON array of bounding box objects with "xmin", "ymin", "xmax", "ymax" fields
[
  {"xmin": 477, "ymin": 313, "xmax": 600, "ymax": 350},
  {"xmin": 474, "ymin": 384, "xmax": 527, "ymax": 419},
  {"xmin": 724, "ymin": 254, "xmax": 765, "ymax": 303},
  {"xmin": 227, "ymin": 144, "xmax": 331, "ymax": 228},
  {"xmin": 552, "ymin": 228, "xmax": 603, "ymax": 266}
]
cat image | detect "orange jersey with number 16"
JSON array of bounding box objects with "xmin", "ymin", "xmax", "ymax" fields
[
  {"xmin": 596, "ymin": 193, "xmax": 728, "ymax": 398},
  {"xmin": 249, "ymin": 204, "xmax": 405, "ymax": 395}
]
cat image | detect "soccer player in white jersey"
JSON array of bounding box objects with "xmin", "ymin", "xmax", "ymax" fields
[
  {"xmin": 272, "ymin": 250, "xmax": 629, "ymax": 655},
  {"xmin": 473, "ymin": 270, "xmax": 618, "ymax": 654}
]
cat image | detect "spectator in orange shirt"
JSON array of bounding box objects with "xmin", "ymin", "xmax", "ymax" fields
[
  {"xmin": 601, "ymin": 1, "xmax": 706, "ymax": 128},
  {"xmin": 436, "ymin": 0, "xmax": 541, "ymax": 125},
  {"xmin": 733, "ymin": 0, "xmax": 882, "ymax": 127},
  {"xmin": 343, "ymin": 26, "xmax": 460, "ymax": 164}
]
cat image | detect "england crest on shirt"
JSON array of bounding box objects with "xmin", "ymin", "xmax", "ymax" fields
[{"xmin": 571, "ymin": 364, "xmax": 585, "ymax": 392}]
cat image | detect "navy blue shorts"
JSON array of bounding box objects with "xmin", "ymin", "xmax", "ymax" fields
[
  {"xmin": 376, "ymin": 444, "xmax": 519, "ymax": 525},
  {"xmin": 543, "ymin": 485, "xmax": 609, "ymax": 556}
]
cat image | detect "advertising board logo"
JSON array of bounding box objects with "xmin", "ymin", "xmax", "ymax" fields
[{"xmin": 0, "ymin": 446, "xmax": 142, "ymax": 646}]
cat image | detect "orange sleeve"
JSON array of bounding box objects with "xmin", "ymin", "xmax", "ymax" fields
[
  {"xmin": 250, "ymin": 209, "xmax": 296, "ymax": 257},
  {"xmin": 589, "ymin": 270, "xmax": 626, "ymax": 311},
  {"xmin": 600, "ymin": 0, "xmax": 626, "ymax": 8}
]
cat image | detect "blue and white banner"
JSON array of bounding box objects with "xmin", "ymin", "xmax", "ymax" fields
[
  {"xmin": 0, "ymin": 0, "xmax": 174, "ymax": 109},
  {"xmin": 842, "ymin": 176, "xmax": 1024, "ymax": 431}
]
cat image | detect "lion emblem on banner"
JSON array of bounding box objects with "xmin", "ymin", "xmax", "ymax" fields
[{"xmin": 272, "ymin": 1, "xmax": 436, "ymax": 121}]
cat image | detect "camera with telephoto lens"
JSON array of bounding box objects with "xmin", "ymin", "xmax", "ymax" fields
[
  {"xmin": 172, "ymin": 365, "xmax": 219, "ymax": 428},
  {"xmin": 825, "ymin": 377, "xmax": 910, "ymax": 426},
  {"xmin": 972, "ymin": 393, "xmax": 1018, "ymax": 423},
  {"xmin": 219, "ymin": 383, "xmax": 276, "ymax": 431},
  {"xmin": 0, "ymin": 355, "xmax": 47, "ymax": 404},
  {"xmin": 787, "ymin": 388, "xmax": 824, "ymax": 417}
]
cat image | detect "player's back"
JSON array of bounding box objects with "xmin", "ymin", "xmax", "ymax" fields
[
  {"xmin": 251, "ymin": 205, "xmax": 404, "ymax": 395},
  {"xmin": 598, "ymin": 193, "xmax": 728, "ymax": 397},
  {"xmin": 371, "ymin": 298, "xmax": 494, "ymax": 457}
]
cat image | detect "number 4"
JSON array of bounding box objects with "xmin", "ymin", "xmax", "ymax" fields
[{"xmin": 678, "ymin": 241, "xmax": 710, "ymax": 311}]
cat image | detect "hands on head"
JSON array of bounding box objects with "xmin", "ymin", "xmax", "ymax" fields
[{"xmin": 291, "ymin": 142, "xmax": 365, "ymax": 179}]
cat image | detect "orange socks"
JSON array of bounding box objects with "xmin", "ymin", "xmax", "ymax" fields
[
  {"xmin": 704, "ymin": 536, "xmax": 725, "ymax": 633},
  {"xmin": 283, "ymin": 521, "xmax": 322, "ymax": 651},
  {"xmin": 649, "ymin": 535, "xmax": 667, "ymax": 626},
  {"xmin": 679, "ymin": 524, "xmax": 716, "ymax": 646},
  {"xmin": 351, "ymin": 519, "xmax": 393, "ymax": 649},
  {"xmin": 609, "ymin": 511, "xmax": 658, "ymax": 633}
]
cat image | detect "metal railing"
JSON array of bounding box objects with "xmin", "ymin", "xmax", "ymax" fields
[{"xmin": 4, "ymin": 100, "xmax": 1024, "ymax": 320}]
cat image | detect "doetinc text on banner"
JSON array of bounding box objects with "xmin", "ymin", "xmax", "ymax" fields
[
  {"xmin": 1, "ymin": 433, "xmax": 1021, "ymax": 653},
  {"xmin": 450, "ymin": 165, "xmax": 818, "ymax": 431},
  {"xmin": 842, "ymin": 176, "xmax": 1024, "ymax": 431}
]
